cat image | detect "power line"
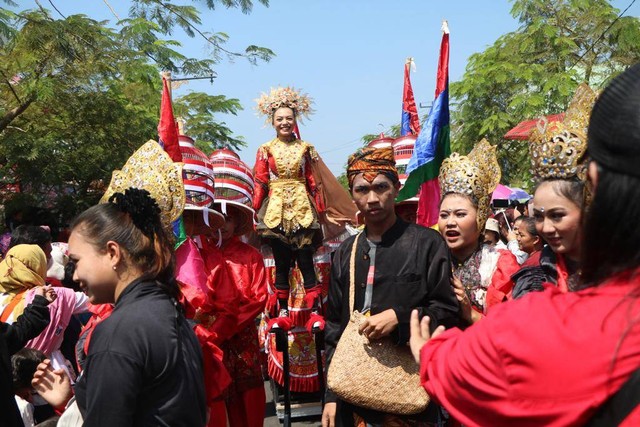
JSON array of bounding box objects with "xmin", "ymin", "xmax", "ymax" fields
[{"xmin": 568, "ymin": 0, "xmax": 637, "ymax": 71}]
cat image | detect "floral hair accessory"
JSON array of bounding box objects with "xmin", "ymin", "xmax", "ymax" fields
[{"xmin": 255, "ymin": 86, "xmax": 313, "ymax": 123}]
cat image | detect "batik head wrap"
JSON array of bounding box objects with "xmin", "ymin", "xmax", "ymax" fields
[
  {"xmin": 346, "ymin": 147, "xmax": 399, "ymax": 189},
  {"xmin": 0, "ymin": 244, "xmax": 47, "ymax": 294}
]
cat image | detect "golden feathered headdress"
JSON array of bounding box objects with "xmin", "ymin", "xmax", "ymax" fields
[
  {"xmin": 255, "ymin": 86, "xmax": 313, "ymax": 123},
  {"xmin": 100, "ymin": 140, "xmax": 185, "ymax": 229},
  {"xmin": 439, "ymin": 139, "xmax": 501, "ymax": 230},
  {"xmin": 529, "ymin": 83, "xmax": 597, "ymax": 181}
]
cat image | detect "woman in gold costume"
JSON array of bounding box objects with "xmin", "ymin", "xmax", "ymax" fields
[{"xmin": 253, "ymin": 87, "xmax": 325, "ymax": 317}]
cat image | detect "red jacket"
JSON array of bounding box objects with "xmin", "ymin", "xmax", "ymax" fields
[
  {"xmin": 219, "ymin": 237, "xmax": 268, "ymax": 331},
  {"xmin": 420, "ymin": 270, "xmax": 640, "ymax": 427}
]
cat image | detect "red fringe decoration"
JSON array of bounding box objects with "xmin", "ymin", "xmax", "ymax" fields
[
  {"xmin": 305, "ymin": 313, "xmax": 325, "ymax": 333},
  {"xmin": 267, "ymin": 354, "xmax": 319, "ymax": 393},
  {"xmin": 266, "ymin": 316, "xmax": 293, "ymax": 332}
]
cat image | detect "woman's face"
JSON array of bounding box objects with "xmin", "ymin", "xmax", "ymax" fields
[
  {"xmin": 220, "ymin": 211, "xmax": 238, "ymax": 242},
  {"xmin": 68, "ymin": 229, "xmax": 117, "ymax": 304},
  {"xmin": 438, "ymin": 194, "xmax": 480, "ymax": 257},
  {"xmin": 517, "ymin": 225, "xmax": 538, "ymax": 255},
  {"xmin": 272, "ymin": 107, "xmax": 296, "ymax": 140},
  {"xmin": 533, "ymin": 181, "xmax": 582, "ymax": 259}
]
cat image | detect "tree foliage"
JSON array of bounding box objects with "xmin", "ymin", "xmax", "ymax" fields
[
  {"xmin": 451, "ymin": 0, "xmax": 640, "ymax": 189},
  {"xmin": 0, "ymin": 1, "xmax": 273, "ymax": 228}
]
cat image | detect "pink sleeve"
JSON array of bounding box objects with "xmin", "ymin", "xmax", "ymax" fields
[
  {"xmin": 419, "ymin": 318, "xmax": 509, "ymax": 426},
  {"xmin": 24, "ymin": 287, "xmax": 76, "ymax": 356}
]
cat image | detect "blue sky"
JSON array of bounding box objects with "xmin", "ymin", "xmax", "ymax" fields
[{"xmin": 19, "ymin": 1, "xmax": 640, "ymax": 175}]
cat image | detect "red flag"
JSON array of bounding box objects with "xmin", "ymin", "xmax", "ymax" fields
[
  {"xmin": 401, "ymin": 58, "xmax": 421, "ymax": 136},
  {"xmin": 158, "ymin": 77, "xmax": 182, "ymax": 162}
]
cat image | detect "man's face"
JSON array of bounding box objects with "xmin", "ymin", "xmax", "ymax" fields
[{"xmin": 351, "ymin": 173, "xmax": 399, "ymax": 226}]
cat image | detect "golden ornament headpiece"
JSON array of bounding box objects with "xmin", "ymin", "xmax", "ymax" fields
[
  {"xmin": 101, "ymin": 140, "xmax": 186, "ymax": 229},
  {"xmin": 439, "ymin": 139, "xmax": 501, "ymax": 230},
  {"xmin": 529, "ymin": 83, "xmax": 597, "ymax": 181},
  {"xmin": 255, "ymin": 86, "xmax": 313, "ymax": 123}
]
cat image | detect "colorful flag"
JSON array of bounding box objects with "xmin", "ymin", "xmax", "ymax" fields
[
  {"xmin": 400, "ymin": 58, "xmax": 421, "ymax": 136},
  {"xmin": 158, "ymin": 77, "xmax": 182, "ymax": 163},
  {"xmin": 396, "ymin": 21, "xmax": 451, "ymax": 227}
]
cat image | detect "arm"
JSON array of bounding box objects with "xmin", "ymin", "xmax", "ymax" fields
[
  {"xmin": 235, "ymin": 251, "xmax": 269, "ymax": 330},
  {"xmin": 394, "ymin": 235, "xmax": 460, "ymax": 344},
  {"xmin": 206, "ymin": 262, "xmax": 240, "ymax": 345},
  {"xmin": 81, "ymin": 350, "xmax": 142, "ymax": 426},
  {"xmin": 323, "ymin": 244, "xmax": 348, "ymax": 404},
  {"xmin": 72, "ymin": 291, "xmax": 90, "ymax": 314},
  {"xmin": 253, "ymin": 146, "xmax": 270, "ymax": 212},
  {"xmin": 417, "ymin": 310, "xmax": 509, "ymax": 427},
  {"xmin": 2, "ymin": 294, "xmax": 50, "ymax": 354}
]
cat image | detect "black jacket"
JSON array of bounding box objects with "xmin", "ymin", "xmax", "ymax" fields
[
  {"xmin": 511, "ymin": 246, "xmax": 558, "ymax": 300},
  {"xmin": 75, "ymin": 279, "xmax": 206, "ymax": 427},
  {"xmin": 1, "ymin": 295, "xmax": 50, "ymax": 427},
  {"xmin": 325, "ymin": 218, "xmax": 459, "ymax": 414}
]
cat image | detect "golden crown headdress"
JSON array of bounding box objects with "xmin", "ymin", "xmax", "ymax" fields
[
  {"xmin": 255, "ymin": 86, "xmax": 313, "ymax": 123},
  {"xmin": 529, "ymin": 84, "xmax": 597, "ymax": 181},
  {"xmin": 439, "ymin": 139, "xmax": 501, "ymax": 229},
  {"xmin": 101, "ymin": 140, "xmax": 186, "ymax": 228}
]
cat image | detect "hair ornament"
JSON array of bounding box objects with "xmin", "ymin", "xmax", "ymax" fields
[
  {"xmin": 255, "ymin": 86, "xmax": 313, "ymax": 123},
  {"xmin": 529, "ymin": 83, "xmax": 598, "ymax": 181},
  {"xmin": 439, "ymin": 138, "xmax": 501, "ymax": 230},
  {"xmin": 109, "ymin": 188, "xmax": 161, "ymax": 237}
]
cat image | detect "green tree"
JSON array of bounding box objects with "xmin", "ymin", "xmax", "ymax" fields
[
  {"xmin": 451, "ymin": 0, "xmax": 640, "ymax": 189},
  {"xmin": 0, "ymin": 1, "xmax": 273, "ymax": 225}
]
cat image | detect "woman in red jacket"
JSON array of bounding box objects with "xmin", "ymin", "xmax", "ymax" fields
[
  {"xmin": 411, "ymin": 64, "xmax": 640, "ymax": 427},
  {"xmin": 210, "ymin": 148, "xmax": 268, "ymax": 427}
]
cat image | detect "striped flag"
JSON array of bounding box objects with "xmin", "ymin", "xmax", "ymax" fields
[{"xmin": 396, "ymin": 21, "xmax": 451, "ymax": 227}]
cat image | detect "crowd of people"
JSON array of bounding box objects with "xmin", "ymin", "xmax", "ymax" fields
[{"xmin": 0, "ymin": 64, "xmax": 639, "ymax": 427}]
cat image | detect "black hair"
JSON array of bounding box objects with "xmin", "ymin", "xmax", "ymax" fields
[
  {"xmin": 12, "ymin": 348, "xmax": 46, "ymax": 390},
  {"xmin": 518, "ymin": 216, "xmax": 538, "ymax": 238},
  {"xmin": 70, "ymin": 189, "xmax": 178, "ymax": 299},
  {"xmin": 9, "ymin": 225, "xmax": 51, "ymax": 250},
  {"xmin": 534, "ymin": 178, "xmax": 585, "ymax": 210},
  {"xmin": 581, "ymin": 165, "xmax": 640, "ymax": 286}
]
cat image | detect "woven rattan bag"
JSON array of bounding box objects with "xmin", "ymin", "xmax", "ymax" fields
[{"xmin": 326, "ymin": 233, "xmax": 430, "ymax": 415}]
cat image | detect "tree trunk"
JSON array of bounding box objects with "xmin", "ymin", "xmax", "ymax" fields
[{"xmin": 0, "ymin": 94, "xmax": 36, "ymax": 133}]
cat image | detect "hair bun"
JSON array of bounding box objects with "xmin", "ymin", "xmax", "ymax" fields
[{"xmin": 109, "ymin": 188, "xmax": 161, "ymax": 237}]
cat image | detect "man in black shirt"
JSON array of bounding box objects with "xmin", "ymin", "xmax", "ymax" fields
[{"xmin": 322, "ymin": 146, "xmax": 459, "ymax": 427}]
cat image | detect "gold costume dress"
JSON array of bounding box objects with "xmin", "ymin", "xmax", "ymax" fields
[{"xmin": 253, "ymin": 138, "xmax": 323, "ymax": 249}]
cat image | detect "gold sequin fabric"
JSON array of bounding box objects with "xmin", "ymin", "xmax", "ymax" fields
[
  {"xmin": 101, "ymin": 140, "xmax": 186, "ymax": 229},
  {"xmin": 439, "ymin": 139, "xmax": 501, "ymax": 230},
  {"xmin": 529, "ymin": 84, "xmax": 597, "ymax": 180},
  {"xmin": 262, "ymin": 138, "xmax": 316, "ymax": 234}
]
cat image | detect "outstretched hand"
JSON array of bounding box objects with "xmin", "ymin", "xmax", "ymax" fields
[
  {"xmin": 33, "ymin": 286, "xmax": 57, "ymax": 304},
  {"xmin": 32, "ymin": 359, "xmax": 73, "ymax": 410},
  {"xmin": 409, "ymin": 310, "xmax": 445, "ymax": 364}
]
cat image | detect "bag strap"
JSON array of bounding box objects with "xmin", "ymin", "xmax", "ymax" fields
[
  {"xmin": 0, "ymin": 289, "xmax": 28, "ymax": 323},
  {"xmin": 585, "ymin": 366, "xmax": 640, "ymax": 426},
  {"xmin": 348, "ymin": 233, "xmax": 362, "ymax": 313}
]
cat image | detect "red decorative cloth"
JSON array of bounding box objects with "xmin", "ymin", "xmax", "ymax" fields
[
  {"xmin": 420, "ymin": 270, "xmax": 640, "ymax": 427},
  {"xmin": 484, "ymin": 249, "xmax": 521, "ymax": 310}
]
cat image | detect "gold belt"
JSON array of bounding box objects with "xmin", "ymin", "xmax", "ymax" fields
[{"xmin": 269, "ymin": 178, "xmax": 305, "ymax": 187}]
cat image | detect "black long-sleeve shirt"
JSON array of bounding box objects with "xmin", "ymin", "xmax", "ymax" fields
[
  {"xmin": 324, "ymin": 218, "xmax": 460, "ymax": 412},
  {"xmin": 1, "ymin": 295, "xmax": 51, "ymax": 427},
  {"xmin": 75, "ymin": 279, "xmax": 206, "ymax": 427}
]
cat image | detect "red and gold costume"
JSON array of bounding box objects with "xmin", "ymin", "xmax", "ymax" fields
[{"xmin": 253, "ymin": 138, "xmax": 325, "ymax": 248}]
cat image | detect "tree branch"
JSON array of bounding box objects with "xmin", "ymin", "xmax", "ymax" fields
[{"xmin": 0, "ymin": 93, "xmax": 36, "ymax": 133}]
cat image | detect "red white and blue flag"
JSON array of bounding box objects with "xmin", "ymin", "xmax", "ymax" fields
[{"xmin": 397, "ymin": 21, "xmax": 451, "ymax": 227}]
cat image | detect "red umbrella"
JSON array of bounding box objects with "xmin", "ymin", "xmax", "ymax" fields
[{"xmin": 504, "ymin": 113, "xmax": 565, "ymax": 140}]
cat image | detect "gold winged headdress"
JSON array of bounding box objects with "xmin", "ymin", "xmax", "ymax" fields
[
  {"xmin": 439, "ymin": 139, "xmax": 501, "ymax": 230},
  {"xmin": 100, "ymin": 140, "xmax": 185, "ymax": 229},
  {"xmin": 529, "ymin": 83, "xmax": 598, "ymax": 181}
]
